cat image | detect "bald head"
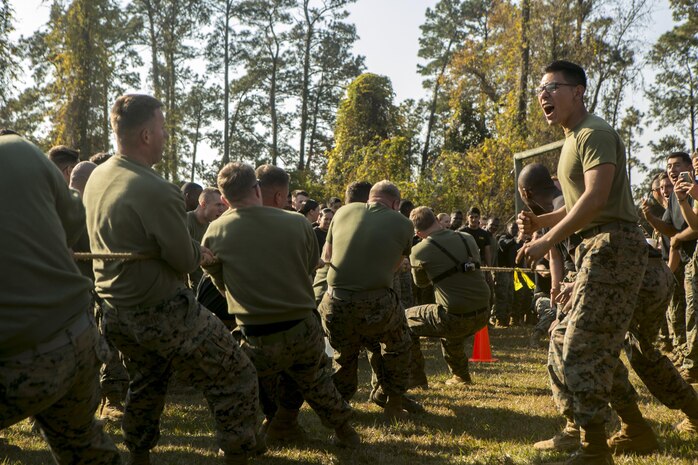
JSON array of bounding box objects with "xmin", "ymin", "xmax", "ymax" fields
[
  {"xmin": 69, "ymin": 161, "xmax": 98, "ymax": 196},
  {"xmin": 518, "ymin": 163, "xmax": 557, "ymax": 193}
]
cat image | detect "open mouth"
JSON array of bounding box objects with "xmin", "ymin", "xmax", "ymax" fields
[{"xmin": 542, "ymin": 103, "xmax": 555, "ymax": 116}]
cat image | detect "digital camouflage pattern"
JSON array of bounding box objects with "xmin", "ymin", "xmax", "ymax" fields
[
  {"xmin": 533, "ymin": 294, "xmax": 555, "ymax": 335},
  {"xmin": 241, "ymin": 314, "xmax": 352, "ymax": 429},
  {"xmin": 667, "ymin": 265, "xmax": 687, "ymax": 348},
  {"xmin": 682, "ymin": 255, "xmax": 698, "ymax": 373},
  {"xmin": 0, "ymin": 321, "xmax": 120, "ymax": 465},
  {"xmin": 611, "ymin": 257, "xmax": 698, "ymax": 412},
  {"xmin": 101, "ymin": 289, "xmax": 259, "ymax": 456},
  {"xmin": 547, "ymin": 225, "xmax": 647, "ymax": 427},
  {"xmin": 405, "ymin": 303, "xmax": 488, "ymax": 381},
  {"xmin": 94, "ymin": 299, "xmax": 128, "ymax": 399},
  {"xmin": 319, "ymin": 288, "xmax": 412, "ymax": 400}
]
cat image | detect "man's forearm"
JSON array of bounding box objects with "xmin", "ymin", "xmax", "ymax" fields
[
  {"xmin": 537, "ymin": 207, "xmax": 567, "ymax": 229},
  {"xmin": 644, "ymin": 211, "xmax": 677, "ymax": 237}
]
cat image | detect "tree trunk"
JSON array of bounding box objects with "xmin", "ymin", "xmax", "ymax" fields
[
  {"xmin": 298, "ymin": 1, "xmax": 313, "ymax": 170},
  {"xmin": 516, "ymin": 0, "xmax": 530, "ymax": 137},
  {"xmin": 223, "ymin": 0, "xmax": 230, "ymax": 165}
]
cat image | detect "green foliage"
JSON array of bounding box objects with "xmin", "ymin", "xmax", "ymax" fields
[
  {"xmin": 647, "ymin": 20, "xmax": 698, "ymax": 152},
  {"xmin": 325, "ymin": 73, "xmax": 408, "ymax": 193},
  {"xmin": 0, "ymin": 0, "xmax": 19, "ymax": 105}
]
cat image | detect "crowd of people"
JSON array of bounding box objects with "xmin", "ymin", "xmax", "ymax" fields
[{"xmin": 1, "ymin": 60, "xmax": 698, "ymax": 465}]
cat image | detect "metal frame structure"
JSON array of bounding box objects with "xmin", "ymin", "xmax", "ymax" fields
[{"xmin": 513, "ymin": 139, "xmax": 565, "ymax": 213}]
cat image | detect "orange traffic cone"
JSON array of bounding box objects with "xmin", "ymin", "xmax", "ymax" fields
[{"xmin": 469, "ymin": 326, "xmax": 498, "ymax": 362}]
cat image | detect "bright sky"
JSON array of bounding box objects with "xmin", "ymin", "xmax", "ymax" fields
[{"xmin": 8, "ymin": 0, "xmax": 679, "ymax": 186}]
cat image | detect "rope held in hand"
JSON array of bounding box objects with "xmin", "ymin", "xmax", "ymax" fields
[{"xmin": 73, "ymin": 252, "xmax": 549, "ymax": 274}]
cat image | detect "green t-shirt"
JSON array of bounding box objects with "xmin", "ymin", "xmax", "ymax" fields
[
  {"xmin": 202, "ymin": 206, "xmax": 318, "ymax": 326},
  {"xmin": 186, "ymin": 210, "xmax": 208, "ymax": 288},
  {"xmin": 410, "ymin": 229, "xmax": 490, "ymax": 313},
  {"xmin": 558, "ymin": 114, "xmax": 638, "ymax": 231},
  {"xmin": 0, "ymin": 135, "xmax": 92, "ymax": 356},
  {"xmin": 327, "ymin": 202, "xmax": 413, "ymax": 292},
  {"xmin": 84, "ymin": 155, "xmax": 201, "ymax": 308}
]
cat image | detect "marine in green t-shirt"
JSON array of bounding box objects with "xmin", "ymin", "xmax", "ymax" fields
[
  {"xmin": 186, "ymin": 187, "xmax": 227, "ymax": 289},
  {"xmin": 518, "ymin": 61, "xmax": 648, "ymax": 463},
  {"xmin": 406, "ymin": 207, "xmax": 490, "ymax": 387}
]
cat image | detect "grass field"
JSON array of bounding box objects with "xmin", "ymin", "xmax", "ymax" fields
[{"xmin": 2, "ymin": 327, "xmax": 697, "ymax": 464}]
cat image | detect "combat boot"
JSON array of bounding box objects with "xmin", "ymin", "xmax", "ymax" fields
[
  {"xmin": 607, "ymin": 403, "xmax": 658, "ymax": 455},
  {"xmin": 126, "ymin": 450, "xmax": 150, "ymax": 465},
  {"xmin": 370, "ymin": 386, "xmax": 425, "ymax": 414},
  {"xmin": 553, "ymin": 423, "xmax": 613, "ymax": 465},
  {"xmin": 677, "ymin": 397, "xmax": 698, "ymax": 434},
  {"xmin": 533, "ymin": 419, "xmax": 580, "ymax": 452},
  {"xmin": 224, "ymin": 454, "xmax": 247, "ymax": 465},
  {"xmin": 99, "ymin": 394, "xmax": 125, "ymax": 421},
  {"xmin": 445, "ymin": 373, "xmax": 473, "ymax": 386},
  {"xmin": 383, "ymin": 395, "xmax": 409, "ymax": 421},
  {"xmin": 264, "ymin": 407, "xmax": 305, "ymax": 442},
  {"xmin": 333, "ymin": 421, "xmax": 361, "ymax": 448}
]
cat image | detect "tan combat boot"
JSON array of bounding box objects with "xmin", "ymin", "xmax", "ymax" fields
[
  {"xmin": 445, "ymin": 373, "xmax": 473, "ymax": 386},
  {"xmin": 383, "ymin": 395, "xmax": 409, "ymax": 421},
  {"xmin": 99, "ymin": 394, "xmax": 125, "ymax": 421},
  {"xmin": 607, "ymin": 403, "xmax": 658, "ymax": 455},
  {"xmin": 264, "ymin": 407, "xmax": 306, "ymax": 442},
  {"xmin": 559, "ymin": 423, "xmax": 613, "ymax": 465},
  {"xmin": 533, "ymin": 419, "xmax": 580, "ymax": 452},
  {"xmin": 333, "ymin": 421, "xmax": 361, "ymax": 448}
]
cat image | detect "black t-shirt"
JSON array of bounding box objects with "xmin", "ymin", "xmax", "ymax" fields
[
  {"xmin": 459, "ymin": 226, "xmax": 492, "ymax": 262},
  {"xmin": 497, "ymin": 233, "xmax": 518, "ymax": 267},
  {"xmin": 662, "ymin": 193, "xmax": 696, "ymax": 262},
  {"xmin": 314, "ymin": 227, "xmax": 328, "ymax": 250}
]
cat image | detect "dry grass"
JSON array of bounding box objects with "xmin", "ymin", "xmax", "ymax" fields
[{"xmin": 3, "ymin": 327, "xmax": 697, "ymax": 464}]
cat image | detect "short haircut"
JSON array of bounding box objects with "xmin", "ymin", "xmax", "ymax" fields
[
  {"xmin": 410, "ymin": 206, "xmax": 437, "ymax": 232},
  {"xmin": 89, "ymin": 152, "xmax": 111, "ymax": 165},
  {"xmin": 544, "ymin": 60, "xmax": 587, "ymax": 88},
  {"xmin": 255, "ymin": 164, "xmax": 289, "ymax": 189},
  {"xmin": 518, "ymin": 163, "xmax": 557, "ymax": 193},
  {"xmin": 292, "ymin": 189, "xmax": 309, "ymax": 198},
  {"xmin": 48, "ymin": 145, "xmax": 80, "ymax": 170},
  {"xmin": 299, "ymin": 199, "xmax": 319, "ymax": 215},
  {"xmin": 437, "ymin": 213, "xmax": 450, "ymax": 221},
  {"xmin": 320, "ymin": 208, "xmax": 333, "ymax": 216},
  {"xmin": 328, "ymin": 197, "xmax": 341, "ymax": 205},
  {"xmin": 181, "ymin": 181, "xmax": 202, "ymax": 195},
  {"xmin": 110, "ymin": 94, "xmax": 163, "ymax": 142},
  {"xmin": 199, "ymin": 187, "xmax": 221, "ymax": 204},
  {"xmin": 217, "ymin": 162, "xmax": 256, "ymax": 203},
  {"xmin": 667, "ymin": 151, "xmax": 691, "ymax": 166},
  {"xmin": 370, "ymin": 180, "xmax": 400, "ymax": 201},
  {"xmin": 399, "ymin": 199, "xmax": 414, "ymax": 217},
  {"xmin": 467, "ymin": 207, "xmax": 480, "ymax": 216},
  {"xmin": 0, "ymin": 129, "xmax": 20, "ymax": 136},
  {"xmin": 69, "ymin": 161, "xmax": 98, "ymax": 192},
  {"xmin": 345, "ymin": 181, "xmax": 372, "ymax": 203}
]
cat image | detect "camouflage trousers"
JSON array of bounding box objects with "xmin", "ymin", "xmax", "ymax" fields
[
  {"xmin": 533, "ymin": 294, "xmax": 555, "ymax": 335},
  {"xmin": 682, "ymin": 254, "xmax": 698, "ymax": 372},
  {"xmin": 609, "ymin": 257, "xmax": 698, "ymax": 412},
  {"xmin": 319, "ymin": 287, "xmax": 412, "ymax": 400},
  {"xmin": 241, "ymin": 313, "xmax": 352, "ymax": 428},
  {"xmin": 94, "ymin": 299, "xmax": 128, "ymax": 399},
  {"xmin": 548, "ymin": 225, "xmax": 647, "ymax": 427},
  {"xmin": 101, "ymin": 288, "xmax": 259, "ymax": 456},
  {"xmin": 0, "ymin": 313, "xmax": 120, "ymax": 464},
  {"xmin": 405, "ymin": 304, "xmax": 489, "ymax": 381},
  {"xmin": 668, "ymin": 263, "xmax": 687, "ymax": 349},
  {"xmin": 493, "ymin": 272, "xmax": 513, "ymax": 323}
]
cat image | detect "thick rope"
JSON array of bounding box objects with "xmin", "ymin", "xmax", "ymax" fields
[{"xmin": 73, "ymin": 252, "xmax": 550, "ymax": 274}]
